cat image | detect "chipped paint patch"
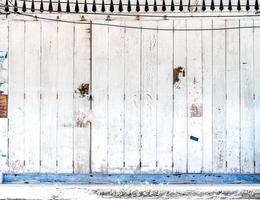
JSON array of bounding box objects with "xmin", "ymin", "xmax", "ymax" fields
[
  {"xmin": 190, "ymin": 104, "xmax": 202, "ymax": 117},
  {"xmin": 75, "ymin": 83, "xmax": 89, "ymax": 98},
  {"xmin": 173, "ymin": 66, "xmax": 185, "ymax": 86}
]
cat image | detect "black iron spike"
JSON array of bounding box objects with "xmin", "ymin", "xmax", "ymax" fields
[
  {"xmin": 210, "ymin": 0, "xmax": 215, "ymax": 10},
  {"xmin": 255, "ymin": 0, "xmax": 259, "ymax": 10},
  {"xmin": 110, "ymin": 0, "xmax": 114, "ymax": 12},
  {"xmin": 188, "ymin": 0, "xmax": 190, "ymax": 11},
  {"xmin": 75, "ymin": 0, "xmax": 79, "ymax": 12},
  {"xmin": 162, "ymin": 0, "xmax": 166, "ymax": 11},
  {"xmin": 136, "ymin": 0, "xmax": 140, "ymax": 11},
  {"xmin": 92, "ymin": 0, "xmax": 97, "ymax": 12},
  {"xmin": 228, "ymin": 0, "xmax": 232, "ymax": 10},
  {"xmin": 219, "ymin": 0, "xmax": 223, "ymax": 10},
  {"xmin": 246, "ymin": 0, "xmax": 250, "ymax": 10},
  {"xmin": 145, "ymin": 0, "xmax": 149, "ymax": 11},
  {"xmin": 153, "ymin": 0, "xmax": 157, "ymax": 11},
  {"xmin": 57, "ymin": 0, "xmax": 61, "ymax": 12},
  {"xmin": 127, "ymin": 0, "xmax": 131, "ymax": 11},
  {"xmin": 202, "ymin": 0, "xmax": 206, "ymax": 11},
  {"xmin": 14, "ymin": 0, "xmax": 18, "ymax": 12},
  {"xmin": 237, "ymin": 0, "xmax": 241, "ymax": 10},
  {"xmin": 40, "ymin": 0, "xmax": 44, "ymax": 12},
  {"xmin": 171, "ymin": 0, "xmax": 175, "ymax": 11},
  {"xmin": 22, "ymin": 0, "xmax": 26, "ymax": 12},
  {"xmin": 48, "ymin": 0, "xmax": 53, "ymax": 12},
  {"xmin": 119, "ymin": 0, "xmax": 123, "ymax": 12},
  {"xmin": 5, "ymin": 0, "xmax": 9, "ymax": 12},
  {"xmin": 179, "ymin": 0, "xmax": 183, "ymax": 11},
  {"xmin": 31, "ymin": 0, "xmax": 35, "ymax": 12},
  {"xmin": 66, "ymin": 0, "xmax": 70, "ymax": 12},
  {"xmin": 84, "ymin": 0, "xmax": 88, "ymax": 12},
  {"xmin": 101, "ymin": 0, "xmax": 105, "ymax": 12}
]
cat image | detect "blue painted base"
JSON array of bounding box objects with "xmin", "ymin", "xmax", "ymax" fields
[{"xmin": 2, "ymin": 173, "xmax": 260, "ymax": 184}]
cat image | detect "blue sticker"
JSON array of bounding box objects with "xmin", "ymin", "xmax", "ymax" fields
[{"xmin": 190, "ymin": 135, "xmax": 199, "ymax": 141}]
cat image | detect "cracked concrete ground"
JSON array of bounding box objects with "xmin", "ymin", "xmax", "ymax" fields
[{"xmin": 0, "ymin": 184, "xmax": 259, "ymax": 199}]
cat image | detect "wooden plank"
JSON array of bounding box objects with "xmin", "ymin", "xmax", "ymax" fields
[
  {"xmin": 124, "ymin": 21, "xmax": 141, "ymax": 173},
  {"xmin": 0, "ymin": 20, "xmax": 9, "ymax": 172},
  {"xmin": 156, "ymin": 21, "xmax": 173, "ymax": 173},
  {"xmin": 8, "ymin": 21, "xmax": 25, "ymax": 172},
  {"xmin": 91, "ymin": 21, "xmax": 109, "ymax": 173},
  {"xmin": 187, "ymin": 19, "xmax": 203, "ymax": 173},
  {"xmin": 140, "ymin": 21, "xmax": 158, "ymax": 172},
  {"xmin": 24, "ymin": 21, "xmax": 41, "ymax": 172},
  {"xmin": 73, "ymin": 23, "xmax": 91, "ymax": 173},
  {"xmin": 56, "ymin": 22, "xmax": 74, "ymax": 173},
  {"xmin": 201, "ymin": 20, "xmax": 213, "ymax": 173},
  {"xmin": 107, "ymin": 21, "xmax": 125, "ymax": 173},
  {"xmin": 212, "ymin": 19, "xmax": 226, "ymax": 173},
  {"xmin": 226, "ymin": 19, "xmax": 240, "ymax": 173},
  {"xmin": 240, "ymin": 19, "xmax": 254, "ymax": 173},
  {"xmin": 173, "ymin": 19, "xmax": 187, "ymax": 173},
  {"xmin": 40, "ymin": 21, "xmax": 58, "ymax": 173},
  {"xmin": 254, "ymin": 19, "xmax": 260, "ymax": 173}
]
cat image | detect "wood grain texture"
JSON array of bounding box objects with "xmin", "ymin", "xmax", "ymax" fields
[
  {"xmin": 173, "ymin": 19, "xmax": 188, "ymax": 173},
  {"xmin": 73, "ymin": 23, "xmax": 91, "ymax": 173},
  {"xmin": 24, "ymin": 21, "xmax": 41, "ymax": 172},
  {"xmin": 212, "ymin": 19, "xmax": 226, "ymax": 173},
  {"xmin": 8, "ymin": 21, "xmax": 25, "ymax": 172},
  {"xmin": 226, "ymin": 19, "xmax": 240, "ymax": 173},
  {"xmin": 40, "ymin": 22, "xmax": 58, "ymax": 173},
  {"xmin": 240, "ymin": 19, "xmax": 254, "ymax": 173}
]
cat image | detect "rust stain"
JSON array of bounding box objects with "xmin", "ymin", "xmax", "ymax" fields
[
  {"xmin": 190, "ymin": 104, "xmax": 203, "ymax": 117},
  {"xmin": 0, "ymin": 94, "xmax": 8, "ymax": 118},
  {"xmin": 173, "ymin": 66, "xmax": 185, "ymax": 86},
  {"xmin": 76, "ymin": 112, "xmax": 93, "ymax": 128},
  {"xmin": 75, "ymin": 83, "xmax": 89, "ymax": 98}
]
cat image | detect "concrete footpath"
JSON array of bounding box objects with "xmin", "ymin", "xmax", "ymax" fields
[{"xmin": 0, "ymin": 184, "xmax": 259, "ymax": 199}]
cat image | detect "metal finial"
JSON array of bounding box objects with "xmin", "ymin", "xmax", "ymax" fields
[{"xmin": 171, "ymin": 0, "xmax": 175, "ymax": 11}]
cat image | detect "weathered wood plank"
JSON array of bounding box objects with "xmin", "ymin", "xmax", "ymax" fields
[
  {"xmin": 91, "ymin": 21, "xmax": 109, "ymax": 173},
  {"xmin": 56, "ymin": 22, "xmax": 74, "ymax": 173},
  {"xmin": 173, "ymin": 19, "xmax": 188, "ymax": 173},
  {"xmin": 226, "ymin": 19, "xmax": 240, "ymax": 173},
  {"xmin": 124, "ymin": 21, "xmax": 141, "ymax": 173},
  {"xmin": 8, "ymin": 21, "xmax": 25, "ymax": 172},
  {"xmin": 0, "ymin": 20, "xmax": 9, "ymax": 172},
  {"xmin": 212, "ymin": 19, "xmax": 226, "ymax": 173},
  {"xmin": 140, "ymin": 21, "xmax": 158, "ymax": 172},
  {"xmin": 240, "ymin": 19, "xmax": 254, "ymax": 173},
  {"xmin": 73, "ymin": 23, "xmax": 91, "ymax": 173},
  {"xmin": 156, "ymin": 21, "xmax": 173, "ymax": 173},
  {"xmin": 254, "ymin": 19, "xmax": 260, "ymax": 173},
  {"xmin": 40, "ymin": 22, "xmax": 58, "ymax": 172},
  {"xmin": 107, "ymin": 21, "xmax": 125, "ymax": 173},
  {"xmin": 24, "ymin": 21, "xmax": 41, "ymax": 172},
  {"xmin": 187, "ymin": 19, "xmax": 203, "ymax": 173},
  {"xmin": 201, "ymin": 20, "xmax": 213, "ymax": 173}
]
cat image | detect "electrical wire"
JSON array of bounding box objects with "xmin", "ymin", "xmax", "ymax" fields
[
  {"xmin": 1, "ymin": 1, "xmax": 260, "ymax": 31},
  {"xmin": 2, "ymin": 10, "xmax": 258, "ymax": 31}
]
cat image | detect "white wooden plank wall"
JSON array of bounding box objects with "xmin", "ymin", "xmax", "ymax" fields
[
  {"xmin": 24, "ymin": 21, "xmax": 41, "ymax": 172},
  {"xmin": 254, "ymin": 20, "xmax": 260, "ymax": 173},
  {"xmin": 173, "ymin": 19, "xmax": 187, "ymax": 173},
  {"xmin": 8, "ymin": 21, "xmax": 25, "ymax": 172},
  {"xmin": 226, "ymin": 19, "xmax": 240, "ymax": 173},
  {"xmin": 2, "ymin": 18, "xmax": 260, "ymax": 174},
  {"xmin": 6, "ymin": 20, "xmax": 91, "ymax": 173},
  {"xmin": 73, "ymin": 23, "xmax": 91, "ymax": 173}
]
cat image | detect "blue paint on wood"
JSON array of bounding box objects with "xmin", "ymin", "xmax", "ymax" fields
[{"xmin": 3, "ymin": 173, "xmax": 260, "ymax": 184}]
